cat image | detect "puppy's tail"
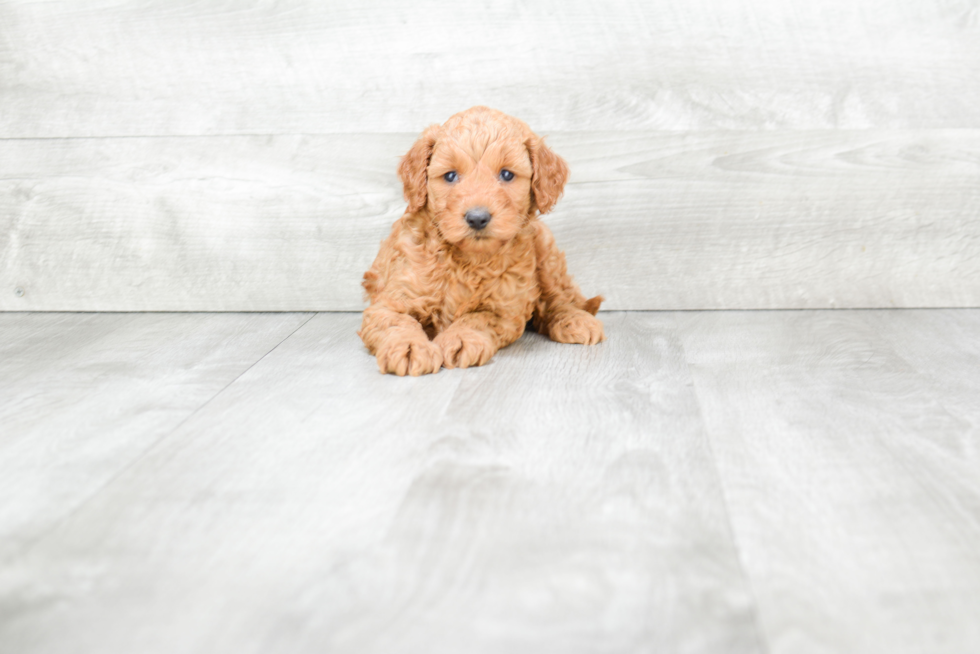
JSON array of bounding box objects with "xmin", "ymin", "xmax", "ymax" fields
[{"xmin": 583, "ymin": 295, "xmax": 604, "ymax": 316}]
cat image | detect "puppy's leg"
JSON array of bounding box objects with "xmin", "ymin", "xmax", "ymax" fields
[
  {"xmin": 532, "ymin": 222, "xmax": 605, "ymax": 345},
  {"xmin": 434, "ymin": 311, "xmax": 525, "ymax": 369},
  {"xmin": 359, "ymin": 304, "xmax": 443, "ymax": 376}
]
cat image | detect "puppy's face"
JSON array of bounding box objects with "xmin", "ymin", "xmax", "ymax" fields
[
  {"xmin": 398, "ymin": 107, "xmax": 568, "ymax": 254},
  {"xmin": 427, "ymin": 127, "xmax": 533, "ymax": 249}
]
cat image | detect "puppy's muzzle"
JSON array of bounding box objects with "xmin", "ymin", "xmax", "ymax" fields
[{"xmin": 464, "ymin": 207, "xmax": 492, "ymax": 231}]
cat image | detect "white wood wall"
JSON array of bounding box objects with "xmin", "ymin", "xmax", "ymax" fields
[{"xmin": 1, "ymin": 0, "xmax": 978, "ymax": 310}]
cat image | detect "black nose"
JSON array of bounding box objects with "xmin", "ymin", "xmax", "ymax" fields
[{"xmin": 464, "ymin": 208, "xmax": 492, "ymax": 231}]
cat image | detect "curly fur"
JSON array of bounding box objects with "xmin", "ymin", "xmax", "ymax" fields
[{"xmin": 359, "ymin": 106, "xmax": 604, "ymax": 376}]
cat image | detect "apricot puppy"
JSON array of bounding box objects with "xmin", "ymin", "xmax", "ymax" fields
[{"xmin": 359, "ymin": 106, "xmax": 604, "ymax": 376}]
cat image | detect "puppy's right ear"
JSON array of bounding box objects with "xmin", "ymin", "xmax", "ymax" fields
[{"xmin": 398, "ymin": 124, "xmax": 440, "ymax": 213}]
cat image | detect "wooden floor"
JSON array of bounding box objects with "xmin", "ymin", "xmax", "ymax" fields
[{"xmin": 1, "ymin": 310, "xmax": 978, "ymax": 654}]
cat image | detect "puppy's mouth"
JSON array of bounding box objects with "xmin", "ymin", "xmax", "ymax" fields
[{"xmin": 458, "ymin": 231, "xmax": 504, "ymax": 252}]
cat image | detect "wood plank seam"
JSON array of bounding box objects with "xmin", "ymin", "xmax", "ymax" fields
[
  {"xmin": 679, "ymin": 332, "xmax": 773, "ymax": 654},
  {"xmin": 0, "ymin": 312, "xmax": 317, "ymax": 566}
]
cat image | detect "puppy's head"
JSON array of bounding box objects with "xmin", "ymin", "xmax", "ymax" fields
[{"xmin": 398, "ymin": 106, "xmax": 568, "ymax": 253}]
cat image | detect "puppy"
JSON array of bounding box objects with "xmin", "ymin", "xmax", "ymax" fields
[{"xmin": 359, "ymin": 106, "xmax": 604, "ymax": 376}]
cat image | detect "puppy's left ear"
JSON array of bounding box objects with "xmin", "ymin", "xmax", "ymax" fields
[
  {"xmin": 398, "ymin": 124, "xmax": 440, "ymax": 213},
  {"xmin": 526, "ymin": 135, "xmax": 569, "ymax": 215}
]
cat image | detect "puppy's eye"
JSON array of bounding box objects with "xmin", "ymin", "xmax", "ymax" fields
[
  {"xmin": 443, "ymin": 171, "xmax": 458, "ymax": 183},
  {"xmin": 499, "ymin": 169, "xmax": 515, "ymax": 182}
]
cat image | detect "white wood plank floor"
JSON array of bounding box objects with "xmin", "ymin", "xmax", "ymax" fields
[{"xmin": 1, "ymin": 310, "xmax": 978, "ymax": 654}]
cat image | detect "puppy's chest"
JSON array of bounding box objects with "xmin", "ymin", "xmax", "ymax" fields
[{"xmin": 424, "ymin": 253, "xmax": 538, "ymax": 329}]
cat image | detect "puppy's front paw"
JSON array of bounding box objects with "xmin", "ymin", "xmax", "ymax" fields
[
  {"xmin": 376, "ymin": 337, "xmax": 443, "ymax": 376},
  {"xmin": 548, "ymin": 310, "xmax": 605, "ymax": 345},
  {"xmin": 434, "ymin": 328, "xmax": 496, "ymax": 369}
]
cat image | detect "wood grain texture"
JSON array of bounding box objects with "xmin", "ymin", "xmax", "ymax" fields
[
  {"xmin": 0, "ymin": 134, "xmax": 407, "ymax": 311},
  {"xmin": 678, "ymin": 309, "xmax": 980, "ymax": 654},
  {"xmin": 1, "ymin": 0, "xmax": 978, "ymax": 137},
  {"xmin": 2, "ymin": 131, "xmax": 978, "ymax": 311},
  {"xmin": 868, "ymin": 310, "xmax": 980, "ymax": 442},
  {"xmin": 0, "ymin": 312, "xmax": 311, "ymax": 563},
  {"xmin": 2, "ymin": 310, "xmax": 979, "ymax": 652},
  {"xmin": 0, "ymin": 312, "xmax": 761, "ymax": 654}
]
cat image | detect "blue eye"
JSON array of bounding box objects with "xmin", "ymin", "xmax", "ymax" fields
[
  {"xmin": 499, "ymin": 169, "xmax": 515, "ymax": 182},
  {"xmin": 443, "ymin": 171, "xmax": 458, "ymax": 183}
]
